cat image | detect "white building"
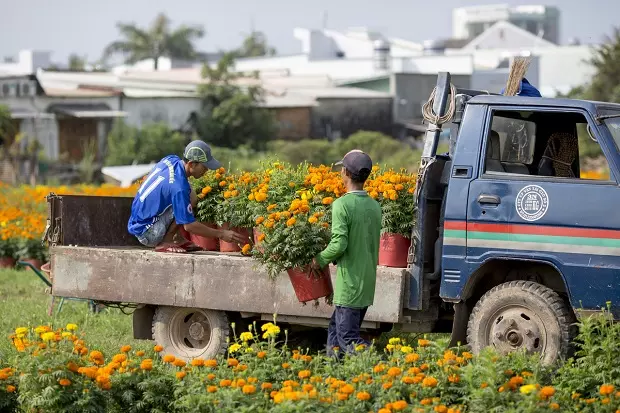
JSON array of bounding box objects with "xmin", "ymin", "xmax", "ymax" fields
[{"xmin": 452, "ymin": 4, "xmax": 561, "ymax": 44}]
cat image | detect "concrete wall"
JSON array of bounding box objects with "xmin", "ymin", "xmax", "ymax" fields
[
  {"xmin": 310, "ymin": 98, "xmax": 393, "ymax": 139},
  {"xmin": 121, "ymin": 97, "xmax": 200, "ymax": 129},
  {"xmin": 270, "ymin": 107, "xmax": 312, "ymax": 140},
  {"xmin": 391, "ymin": 73, "xmax": 471, "ymax": 123}
]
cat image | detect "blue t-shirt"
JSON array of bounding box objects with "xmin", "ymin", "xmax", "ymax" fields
[{"xmin": 128, "ymin": 155, "xmax": 196, "ymax": 236}]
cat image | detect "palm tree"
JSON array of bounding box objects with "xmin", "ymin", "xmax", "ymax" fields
[{"xmin": 103, "ymin": 13, "xmax": 205, "ymax": 70}]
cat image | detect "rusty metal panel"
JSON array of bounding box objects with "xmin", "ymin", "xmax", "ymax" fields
[
  {"xmin": 51, "ymin": 247, "xmax": 405, "ymax": 323},
  {"xmin": 48, "ymin": 195, "xmax": 139, "ymax": 247}
]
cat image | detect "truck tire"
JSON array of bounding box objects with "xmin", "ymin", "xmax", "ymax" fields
[
  {"xmin": 152, "ymin": 306, "xmax": 229, "ymax": 361},
  {"xmin": 466, "ymin": 281, "xmax": 573, "ymax": 365}
]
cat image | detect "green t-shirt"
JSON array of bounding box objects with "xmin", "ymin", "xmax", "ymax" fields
[{"xmin": 316, "ymin": 191, "xmax": 382, "ymax": 308}]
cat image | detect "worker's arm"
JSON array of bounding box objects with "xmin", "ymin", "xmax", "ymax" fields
[
  {"xmin": 316, "ymin": 200, "xmax": 348, "ymax": 268},
  {"xmin": 184, "ymin": 222, "xmax": 249, "ymax": 244}
]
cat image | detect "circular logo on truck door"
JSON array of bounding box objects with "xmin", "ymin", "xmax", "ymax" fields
[{"xmin": 516, "ymin": 185, "xmax": 549, "ymax": 222}]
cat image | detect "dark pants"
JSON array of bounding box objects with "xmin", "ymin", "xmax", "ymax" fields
[{"xmin": 327, "ymin": 305, "xmax": 370, "ymax": 357}]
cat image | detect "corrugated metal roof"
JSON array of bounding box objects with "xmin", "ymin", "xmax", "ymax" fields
[
  {"xmin": 43, "ymin": 87, "xmax": 119, "ymax": 97},
  {"xmin": 101, "ymin": 164, "xmax": 155, "ymax": 187}
]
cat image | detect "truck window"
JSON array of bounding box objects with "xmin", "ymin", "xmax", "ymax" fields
[{"xmin": 483, "ymin": 110, "xmax": 612, "ymax": 181}]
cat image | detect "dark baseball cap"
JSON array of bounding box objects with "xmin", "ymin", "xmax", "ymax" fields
[
  {"xmin": 184, "ymin": 140, "xmax": 221, "ymax": 170},
  {"xmin": 335, "ymin": 150, "xmax": 373, "ymax": 177}
]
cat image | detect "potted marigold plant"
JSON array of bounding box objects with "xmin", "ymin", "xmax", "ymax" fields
[
  {"xmin": 0, "ymin": 238, "xmax": 16, "ymax": 268},
  {"xmin": 366, "ymin": 169, "xmax": 416, "ymax": 268},
  {"xmin": 16, "ymin": 238, "xmax": 47, "ymax": 270},
  {"xmin": 215, "ymin": 171, "xmax": 257, "ymax": 252},
  {"xmin": 253, "ymin": 197, "xmax": 333, "ymax": 303},
  {"xmin": 189, "ymin": 167, "xmax": 227, "ymax": 251}
]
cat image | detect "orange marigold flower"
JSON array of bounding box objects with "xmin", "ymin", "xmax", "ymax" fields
[
  {"xmin": 378, "ymin": 409, "xmax": 391, "ymax": 413},
  {"xmin": 286, "ymin": 217, "xmax": 296, "ymax": 227},
  {"xmin": 261, "ymin": 382, "xmax": 273, "ymax": 390},
  {"xmin": 67, "ymin": 362, "xmax": 79, "ymax": 373},
  {"xmin": 255, "ymin": 216, "xmax": 265, "ymax": 225},
  {"xmin": 257, "ymin": 351, "xmax": 266, "ymax": 359},
  {"xmin": 282, "ymin": 362, "xmax": 291, "ymax": 369},
  {"xmin": 154, "ymin": 345, "xmax": 164, "ymax": 352},
  {"xmin": 112, "ymin": 354, "xmax": 127, "ymax": 363},
  {"xmin": 340, "ymin": 384, "xmax": 355, "ymax": 395},
  {"xmin": 207, "ymin": 385, "xmax": 218, "ymax": 393},
  {"xmin": 190, "ymin": 358, "xmax": 204, "ymax": 367},
  {"xmin": 140, "ymin": 359, "xmax": 153, "ymax": 371},
  {"xmin": 539, "ymin": 386, "xmax": 555, "ymax": 400},
  {"xmin": 356, "ymin": 391, "xmax": 371, "ymax": 401},
  {"xmin": 388, "ymin": 367, "xmax": 402, "ymax": 377},
  {"xmin": 136, "ymin": 350, "xmax": 145, "ymax": 357},
  {"xmin": 600, "ymin": 384, "xmax": 615, "ymax": 396},
  {"xmin": 549, "ymin": 403, "xmax": 560, "ymax": 410},
  {"xmin": 176, "ymin": 371, "xmax": 186, "ymax": 380},
  {"xmin": 220, "ymin": 379, "xmax": 232, "ymax": 387},
  {"xmin": 120, "ymin": 345, "xmax": 132, "ymax": 353},
  {"xmin": 205, "ymin": 359, "xmax": 217, "ymax": 368},
  {"xmin": 420, "ymin": 398, "xmax": 432, "ymax": 405},
  {"xmin": 241, "ymin": 244, "xmax": 252, "ymax": 255},
  {"xmin": 422, "ymin": 377, "xmax": 438, "ymax": 388},
  {"xmin": 382, "ymin": 382, "xmax": 393, "ymax": 390},
  {"xmin": 322, "ymin": 197, "xmax": 334, "ymax": 205},
  {"xmin": 6, "ymin": 385, "xmax": 16, "ymax": 393},
  {"xmin": 392, "ymin": 400, "xmax": 408, "ymax": 411},
  {"xmin": 242, "ymin": 384, "xmax": 256, "ymax": 394},
  {"xmin": 298, "ymin": 370, "xmax": 311, "ymax": 379},
  {"xmin": 418, "ymin": 339, "xmax": 431, "ymax": 347},
  {"xmin": 58, "ymin": 378, "xmax": 71, "ymax": 386},
  {"xmin": 173, "ymin": 359, "xmax": 186, "ymax": 367},
  {"xmin": 227, "ymin": 358, "xmax": 239, "ymax": 367},
  {"xmin": 405, "ymin": 353, "xmax": 420, "ymax": 363},
  {"xmin": 162, "ymin": 354, "xmax": 176, "ymax": 363}
]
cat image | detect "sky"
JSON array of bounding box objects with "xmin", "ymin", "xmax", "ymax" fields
[{"xmin": 1, "ymin": 0, "xmax": 618, "ymax": 64}]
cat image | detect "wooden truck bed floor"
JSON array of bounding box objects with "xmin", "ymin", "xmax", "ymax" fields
[{"xmin": 50, "ymin": 246, "xmax": 407, "ymax": 324}]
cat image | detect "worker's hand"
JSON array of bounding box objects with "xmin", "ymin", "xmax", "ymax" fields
[
  {"xmin": 311, "ymin": 257, "xmax": 321, "ymax": 270},
  {"xmin": 220, "ymin": 230, "xmax": 250, "ymax": 245}
]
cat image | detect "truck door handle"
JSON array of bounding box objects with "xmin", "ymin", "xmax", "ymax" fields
[{"xmin": 478, "ymin": 194, "xmax": 501, "ymax": 205}]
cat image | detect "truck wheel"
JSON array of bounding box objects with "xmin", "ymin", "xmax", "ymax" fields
[
  {"xmin": 466, "ymin": 281, "xmax": 573, "ymax": 365},
  {"xmin": 152, "ymin": 306, "xmax": 229, "ymax": 361}
]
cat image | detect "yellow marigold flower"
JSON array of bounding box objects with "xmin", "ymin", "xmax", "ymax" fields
[
  {"xmin": 600, "ymin": 384, "xmax": 615, "ymax": 396},
  {"xmin": 400, "ymin": 345, "xmax": 413, "ymax": 354},
  {"xmin": 239, "ymin": 332, "xmax": 253, "ymax": 342},
  {"xmin": 154, "ymin": 345, "xmax": 164, "ymax": 352},
  {"xmin": 229, "ymin": 343, "xmax": 242, "ymax": 353},
  {"xmin": 35, "ymin": 326, "xmax": 51, "ymax": 334},
  {"xmin": 520, "ymin": 384, "xmax": 537, "ymax": 394},
  {"xmin": 162, "ymin": 354, "xmax": 176, "ymax": 363},
  {"xmin": 58, "ymin": 378, "xmax": 71, "ymax": 386},
  {"xmin": 41, "ymin": 332, "xmax": 55, "ymax": 342},
  {"xmin": 61, "ymin": 332, "xmax": 72, "ymax": 338},
  {"xmin": 308, "ymin": 216, "xmax": 318, "ymax": 224},
  {"xmin": 389, "ymin": 337, "xmax": 401, "ymax": 345},
  {"xmin": 15, "ymin": 327, "xmax": 28, "ymax": 336}
]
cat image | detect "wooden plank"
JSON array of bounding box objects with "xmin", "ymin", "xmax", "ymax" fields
[{"xmin": 51, "ymin": 246, "xmax": 405, "ymax": 323}]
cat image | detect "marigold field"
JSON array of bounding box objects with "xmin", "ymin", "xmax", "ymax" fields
[{"xmin": 0, "ymin": 165, "xmax": 617, "ymax": 412}]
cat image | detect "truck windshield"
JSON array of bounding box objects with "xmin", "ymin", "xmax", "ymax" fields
[{"xmin": 605, "ymin": 118, "xmax": 620, "ymax": 152}]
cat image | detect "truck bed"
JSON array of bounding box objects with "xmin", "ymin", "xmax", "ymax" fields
[{"xmin": 50, "ymin": 247, "xmax": 407, "ymax": 324}]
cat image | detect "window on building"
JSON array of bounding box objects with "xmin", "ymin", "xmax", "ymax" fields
[{"xmin": 483, "ymin": 110, "xmax": 612, "ymax": 181}]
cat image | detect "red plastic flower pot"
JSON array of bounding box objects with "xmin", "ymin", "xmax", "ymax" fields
[
  {"xmin": 378, "ymin": 233, "xmax": 411, "ymax": 268},
  {"xmin": 219, "ymin": 223, "xmax": 252, "ymax": 253},
  {"xmin": 188, "ymin": 223, "xmax": 219, "ymax": 251},
  {"xmin": 287, "ymin": 265, "xmax": 334, "ymax": 303},
  {"xmin": 0, "ymin": 257, "xmax": 15, "ymax": 269}
]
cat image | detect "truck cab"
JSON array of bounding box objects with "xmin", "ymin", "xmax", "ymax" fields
[{"xmin": 411, "ymin": 73, "xmax": 620, "ymax": 364}]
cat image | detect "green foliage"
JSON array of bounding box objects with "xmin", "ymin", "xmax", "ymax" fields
[
  {"xmin": 15, "ymin": 238, "xmax": 47, "ymax": 261},
  {"xmin": 105, "ymin": 121, "xmax": 187, "ymax": 166},
  {"xmin": 103, "ymin": 13, "xmax": 204, "ymax": 70},
  {"xmin": 193, "ymin": 53, "xmax": 276, "ymax": 150},
  {"xmin": 233, "ymin": 31, "xmax": 277, "ymax": 58},
  {"xmin": 0, "ymin": 104, "xmax": 15, "ymax": 143},
  {"xmin": 0, "ymin": 238, "xmax": 17, "ymax": 258}
]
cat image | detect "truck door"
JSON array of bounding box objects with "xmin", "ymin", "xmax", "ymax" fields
[{"xmin": 466, "ymin": 107, "xmax": 620, "ymax": 316}]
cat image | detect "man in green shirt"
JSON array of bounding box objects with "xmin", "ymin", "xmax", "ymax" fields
[{"xmin": 312, "ymin": 150, "xmax": 382, "ymax": 357}]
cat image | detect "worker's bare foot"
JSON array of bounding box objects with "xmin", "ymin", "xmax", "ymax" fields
[{"xmin": 154, "ymin": 243, "xmax": 188, "ymax": 253}]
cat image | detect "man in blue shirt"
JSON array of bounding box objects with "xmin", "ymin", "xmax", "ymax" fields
[{"xmin": 128, "ymin": 140, "xmax": 248, "ymax": 253}]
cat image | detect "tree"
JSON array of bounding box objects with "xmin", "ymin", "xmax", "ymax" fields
[
  {"xmin": 234, "ymin": 31, "xmax": 276, "ymax": 58},
  {"xmin": 68, "ymin": 54, "xmax": 86, "ymax": 71},
  {"xmin": 105, "ymin": 121, "xmax": 187, "ymax": 166},
  {"xmin": 192, "ymin": 52, "xmax": 276, "ymax": 149},
  {"xmin": 103, "ymin": 13, "xmax": 205, "ymax": 70}
]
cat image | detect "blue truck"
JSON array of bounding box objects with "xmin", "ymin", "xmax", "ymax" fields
[{"xmin": 46, "ymin": 72, "xmax": 620, "ymax": 363}]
